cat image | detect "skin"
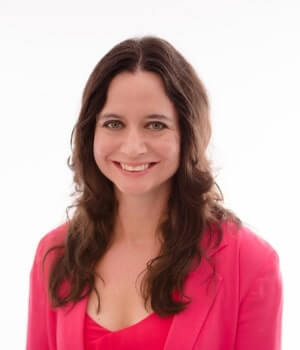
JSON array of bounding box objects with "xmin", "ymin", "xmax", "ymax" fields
[
  {"xmin": 93, "ymin": 69, "xmax": 181, "ymax": 248},
  {"xmin": 88, "ymin": 70, "xmax": 181, "ymax": 330}
]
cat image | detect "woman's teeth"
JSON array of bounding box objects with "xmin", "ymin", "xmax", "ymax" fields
[{"xmin": 120, "ymin": 163, "xmax": 150, "ymax": 171}]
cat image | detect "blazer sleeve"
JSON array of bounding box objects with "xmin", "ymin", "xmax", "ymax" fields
[
  {"xmin": 235, "ymin": 249, "xmax": 283, "ymax": 350},
  {"xmin": 26, "ymin": 237, "xmax": 55, "ymax": 350}
]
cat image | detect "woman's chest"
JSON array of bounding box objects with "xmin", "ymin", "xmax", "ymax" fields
[{"xmin": 86, "ymin": 245, "xmax": 157, "ymax": 331}]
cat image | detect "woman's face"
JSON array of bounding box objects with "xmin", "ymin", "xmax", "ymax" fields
[{"xmin": 93, "ymin": 70, "xmax": 180, "ymax": 197}]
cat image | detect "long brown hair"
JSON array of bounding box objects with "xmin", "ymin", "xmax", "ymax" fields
[{"xmin": 44, "ymin": 35, "xmax": 241, "ymax": 316}]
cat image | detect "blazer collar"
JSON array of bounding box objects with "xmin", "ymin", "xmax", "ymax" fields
[
  {"xmin": 57, "ymin": 228, "xmax": 229, "ymax": 350},
  {"xmin": 163, "ymin": 242, "xmax": 227, "ymax": 349}
]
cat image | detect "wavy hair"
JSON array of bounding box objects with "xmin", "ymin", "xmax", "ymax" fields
[{"xmin": 44, "ymin": 35, "xmax": 241, "ymax": 316}]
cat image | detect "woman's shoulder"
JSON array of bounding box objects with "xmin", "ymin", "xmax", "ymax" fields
[
  {"xmin": 221, "ymin": 220, "xmax": 279, "ymax": 260},
  {"xmin": 205, "ymin": 220, "xmax": 278, "ymax": 259},
  {"xmin": 217, "ymin": 220, "xmax": 281, "ymax": 292},
  {"xmin": 29, "ymin": 223, "xmax": 70, "ymax": 293},
  {"xmin": 33, "ymin": 222, "xmax": 69, "ymax": 264}
]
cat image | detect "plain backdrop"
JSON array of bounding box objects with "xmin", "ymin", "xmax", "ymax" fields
[{"xmin": 0, "ymin": 0, "xmax": 299, "ymax": 348}]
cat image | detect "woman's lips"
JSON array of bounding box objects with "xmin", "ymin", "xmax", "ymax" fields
[
  {"xmin": 112, "ymin": 161, "xmax": 158, "ymax": 175},
  {"xmin": 113, "ymin": 161, "xmax": 157, "ymax": 166}
]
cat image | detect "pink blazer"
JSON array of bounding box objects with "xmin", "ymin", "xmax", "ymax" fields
[{"xmin": 26, "ymin": 221, "xmax": 282, "ymax": 349}]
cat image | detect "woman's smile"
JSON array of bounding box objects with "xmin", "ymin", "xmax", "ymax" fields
[{"xmin": 112, "ymin": 161, "xmax": 158, "ymax": 176}]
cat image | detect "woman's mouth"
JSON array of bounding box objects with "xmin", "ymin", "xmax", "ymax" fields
[{"xmin": 112, "ymin": 161, "xmax": 158, "ymax": 175}]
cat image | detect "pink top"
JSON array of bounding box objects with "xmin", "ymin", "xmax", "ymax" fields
[
  {"xmin": 84, "ymin": 311, "xmax": 174, "ymax": 349},
  {"xmin": 26, "ymin": 221, "xmax": 283, "ymax": 350}
]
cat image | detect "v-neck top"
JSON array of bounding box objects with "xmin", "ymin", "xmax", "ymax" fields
[{"xmin": 84, "ymin": 311, "xmax": 174, "ymax": 349}]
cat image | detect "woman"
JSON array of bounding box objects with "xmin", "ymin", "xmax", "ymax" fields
[{"xmin": 26, "ymin": 36, "xmax": 282, "ymax": 350}]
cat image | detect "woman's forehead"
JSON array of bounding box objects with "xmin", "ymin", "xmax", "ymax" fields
[{"xmin": 101, "ymin": 71, "xmax": 178, "ymax": 121}]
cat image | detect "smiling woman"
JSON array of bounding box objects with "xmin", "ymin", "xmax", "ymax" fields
[
  {"xmin": 26, "ymin": 36, "xmax": 282, "ymax": 350},
  {"xmin": 93, "ymin": 70, "xmax": 180, "ymax": 198}
]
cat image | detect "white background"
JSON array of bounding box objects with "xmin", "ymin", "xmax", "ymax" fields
[{"xmin": 0, "ymin": 0, "xmax": 299, "ymax": 348}]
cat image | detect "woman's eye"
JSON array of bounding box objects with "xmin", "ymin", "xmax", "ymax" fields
[
  {"xmin": 148, "ymin": 121, "xmax": 166, "ymax": 130},
  {"xmin": 102, "ymin": 120, "xmax": 166, "ymax": 130},
  {"xmin": 103, "ymin": 120, "xmax": 123, "ymax": 129}
]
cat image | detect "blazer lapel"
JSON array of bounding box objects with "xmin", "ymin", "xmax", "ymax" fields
[
  {"xmin": 58, "ymin": 271, "xmax": 223, "ymax": 350},
  {"xmin": 164, "ymin": 233, "xmax": 228, "ymax": 350},
  {"xmin": 57, "ymin": 288, "xmax": 89, "ymax": 350},
  {"xmin": 57, "ymin": 228, "xmax": 228, "ymax": 350}
]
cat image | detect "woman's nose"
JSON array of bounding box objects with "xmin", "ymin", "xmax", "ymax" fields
[{"xmin": 119, "ymin": 128, "xmax": 147, "ymax": 156}]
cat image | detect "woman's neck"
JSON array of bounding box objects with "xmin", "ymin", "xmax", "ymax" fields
[{"xmin": 112, "ymin": 189, "xmax": 169, "ymax": 246}]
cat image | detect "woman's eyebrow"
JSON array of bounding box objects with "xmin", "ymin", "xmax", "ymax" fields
[{"xmin": 98, "ymin": 113, "xmax": 172, "ymax": 122}]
